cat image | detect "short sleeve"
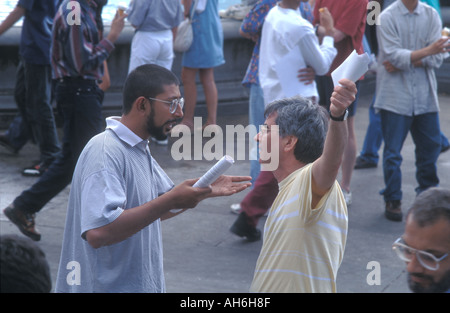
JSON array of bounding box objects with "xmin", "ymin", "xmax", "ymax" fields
[
  {"xmin": 152, "ymin": 160, "xmax": 175, "ymax": 196},
  {"xmin": 80, "ymin": 170, "xmax": 126, "ymax": 238}
]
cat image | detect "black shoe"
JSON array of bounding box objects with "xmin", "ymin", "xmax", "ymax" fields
[
  {"xmin": 3, "ymin": 204, "xmax": 41, "ymax": 241},
  {"xmin": 0, "ymin": 133, "xmax": 19, "ymax": 154},
  {"xmin": 354, "ymin": 156, "xmax": 377, "ymax": 169},
  {"xmin": 22, "ymin": 162, "xmax": 50, "ymax": 177},
  {"xmin": 385, "ymin": 200, "xmax": 402, "ymax": 222},
  {"xmin": 230, "ymin": 212, "xmax": 261, "ymax": 242}
]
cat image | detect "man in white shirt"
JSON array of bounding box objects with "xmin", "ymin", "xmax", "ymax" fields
[{"xmin": 259, "ymin": 0, "xmax": 337, "ymax": 105}]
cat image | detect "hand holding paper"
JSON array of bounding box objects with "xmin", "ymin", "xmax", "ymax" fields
[
  {"xmin": 170, "ymin": 156, "xmax": 235, "ymax": 213},
  {"xmin": 331, "ymin": 50, "xmax": 371, "ymax": 87}
]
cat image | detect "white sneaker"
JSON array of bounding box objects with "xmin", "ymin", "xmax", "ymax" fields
[
  {"xmin": 230, "ymin": 203, "xmax": 241, "ymax": 214},
  {"xmin": 342, "ymin": 189, "xmax": 352, "ymax": 206}
]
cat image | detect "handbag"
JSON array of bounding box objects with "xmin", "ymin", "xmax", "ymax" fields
[{"xmin": 173, "ymin": 0, "xmax": 199, "ymax": 52}]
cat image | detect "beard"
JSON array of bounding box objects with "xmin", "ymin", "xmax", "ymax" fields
[
  {"xmin": 146, "ymin": 109, "xmax": 180, "ymax": 140},
  {"xmin": 407, "ymin": 270, "xmax": 450, "ymax": 293}
]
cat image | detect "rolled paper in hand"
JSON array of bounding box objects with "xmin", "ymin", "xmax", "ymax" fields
[
  {"xmin": 170, "ymin": 155, "xmax": 235, "ymax": 213},
  {"xmin": 193, "ymin": 155, "xmax": 235, "ymax": 188},
  {"xmin": 331, "ymin": 50, "xmax": 371, "ymax": 87}
]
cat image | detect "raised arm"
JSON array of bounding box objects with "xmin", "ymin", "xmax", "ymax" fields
[{"xmin": 311, "ymin": 79, "xmax": 357, "ymax": 207}]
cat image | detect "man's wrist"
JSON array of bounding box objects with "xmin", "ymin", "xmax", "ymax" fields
[
  {"xmin": 324, "ymin": 27, "xmax": 334, "ymax": 37},
  {"xmin": 329, "ymin": 108, "xmax": 348, "ymax": 121}
]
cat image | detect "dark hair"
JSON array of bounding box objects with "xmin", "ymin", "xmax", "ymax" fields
[
  {"xmin": 122, "ymin": 64, "xmax": 180, "ymax": 114},
  {"xmin": 0, "ymin": 234, "xmax": 52, "ymax": 293},
  {"xmin": 406, "ymin": 187, "xmax": 450, "ymax": 227},
  {"xmin": 264, "ymin": 96, "xmax": 329, "ymax": 164}
]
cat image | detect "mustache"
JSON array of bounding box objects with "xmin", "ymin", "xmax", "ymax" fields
[
  {"xmin": 409, "ymin": 272, "xmax": 433, "ymax": 281},
  {"xmin": 164, "ymin": 118, "xmax": 182, "ymax": 126}
]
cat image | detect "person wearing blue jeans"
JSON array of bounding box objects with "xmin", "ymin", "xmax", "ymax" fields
[
  {"xmin": 374, "ymin": 0, "xmax": 449, "ymax": 222},
  {"xmin": 380, "ymin": 110, "xmax": 441, "ymax": 205},
  {"xmin": 355, "ymin": 96, "xmax": 383, "ymax": 167},
  {"xmin": 355, "ymin": 0, "xmax": 449, "ymax": 170},
  {"xmin": 355, "ymin": 96, "xmax": 449, "ymax": 169}
]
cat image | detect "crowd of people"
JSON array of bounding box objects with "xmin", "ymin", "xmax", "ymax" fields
[{"xmin": 0, "ymin": 0, "xmax": 449, "ymax": 293}]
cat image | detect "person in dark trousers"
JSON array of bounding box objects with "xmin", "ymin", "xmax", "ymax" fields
[
  {"xmin": 3, "ymin": 0, "xmax": 126, "ymax": 241},
  {"xmin": 0, "ymin": 0, "xmax": 61, "ymax": 176}
]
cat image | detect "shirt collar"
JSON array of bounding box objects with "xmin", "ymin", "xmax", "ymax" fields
[
  {"xmin": 106, "ymin": 116, "xmax": 149, "ymax": 151},
  {"xmin": 398, "ymin": 0, "xmax": 422, "ymax": 15}
]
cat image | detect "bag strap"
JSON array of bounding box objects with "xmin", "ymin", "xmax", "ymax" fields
[{"xmin": 190, "ymin": 0, "xmax": 200, "ymax": 20}]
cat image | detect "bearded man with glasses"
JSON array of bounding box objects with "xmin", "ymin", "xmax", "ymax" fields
[
  {"xmin": 54, "ymin": 64, "xmax": 251, "ymax": 292},
  {"xmin": 392, "ymin": 187, "xmax": 450, "ymax": 293}
]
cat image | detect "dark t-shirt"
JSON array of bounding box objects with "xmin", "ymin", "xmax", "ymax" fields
[{"xmin": 18, "ymin": 0, "xmax": 60, "ymax": 64}]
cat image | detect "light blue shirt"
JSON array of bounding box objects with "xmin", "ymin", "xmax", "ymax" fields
[
  {"xmin": 55, "ymin": 117, "xmax": 173, "ymax": 293},
  {"xmin": 374, "ymin": 0, "xmax": 445, "ymax": 116},
  {"xmin": 127, "ymin": 0, "xmax": 183, "ymax": 32}
]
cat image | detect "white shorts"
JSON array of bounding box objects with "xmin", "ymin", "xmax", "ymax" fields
[{"xmin": 128, "ymin": 29, "xmax": 174, "ymax": 73}]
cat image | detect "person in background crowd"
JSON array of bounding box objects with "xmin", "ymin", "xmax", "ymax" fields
[
  {"xmin": 313, "ymin": 0, "xmax": 368, "ymax": 206},
  {"xmin": 354, "ymin": 0, "xmax": 449, "ymax": 170},
  {"xmin": 0, "ymin": 0, "xmax": 61, "ymax": 177},
  {"xmin": 180, "ymin": 0, "xmax": 225, "ymax": 133},
  {"xmin": 374, "ymin": 0, "xmax": 449, "ymax": 222},
  {"xmin": 3, "ymin": 0, "xmax": 126, "ymax": 242}
]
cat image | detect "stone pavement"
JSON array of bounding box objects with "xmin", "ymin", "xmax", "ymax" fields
[{"xmin": 1, "ymin": 92, "xmax": 449, "ymax": 293}]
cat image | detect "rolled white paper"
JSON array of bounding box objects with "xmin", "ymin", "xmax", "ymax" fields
[
  {"xmin": 170, "ymin": 155, "xmax": 235, "ymax": 213},
  {"xmin": 331, "ymin": 50, "xmax": 371, "ymax": 87},
  {"xmin": 193, "ymin": 155, "xmax": 234, "ymax": 187}
]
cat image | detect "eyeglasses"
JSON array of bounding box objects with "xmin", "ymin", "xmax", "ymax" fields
[
  {"xmin": 259, "ymin": 124, "xmax": 279, "ymax": 134},
  {"xmin": 148, "ymin": 97, "xmax": 184, "ymax": 114},
  {"xmin": 392, "ymin": 237, "xmax": 449, "ymax": 271}
]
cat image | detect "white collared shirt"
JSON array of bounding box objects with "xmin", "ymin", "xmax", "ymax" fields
[{"xmin": 259, "ymin": 4, "xmax": 337, "ymax": 105}]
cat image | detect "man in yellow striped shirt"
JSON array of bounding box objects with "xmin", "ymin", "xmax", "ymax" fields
[{"xmin": 250, "ymin": 79, "xmax": 357, "ymax": 292}]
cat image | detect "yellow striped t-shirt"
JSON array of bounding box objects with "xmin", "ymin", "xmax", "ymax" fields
[{"xmin": 250, "ymin": 163, "xmax": 348, "ymax": 293}]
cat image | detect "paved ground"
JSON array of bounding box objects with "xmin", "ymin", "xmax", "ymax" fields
[{"xmin": 1, "ymin": 92, "xmax": 449, "ymax": 293}]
